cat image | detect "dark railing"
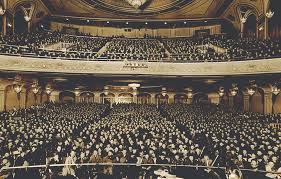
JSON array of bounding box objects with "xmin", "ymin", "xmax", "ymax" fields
[
  {"xmin": 0, "ymin": 43, "xmax": 281, "ymax": 63},
  {"xmin": 1, "ymin": 162, "xmax": 281, "ymax": 179}
]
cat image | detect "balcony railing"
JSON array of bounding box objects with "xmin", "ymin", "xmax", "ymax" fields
[{"xmin": 1, "ymin": 162, "xmax": 281, "ymax": 179}]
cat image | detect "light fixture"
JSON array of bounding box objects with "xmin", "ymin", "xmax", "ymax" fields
[
  {"xmin": 45, "ymin": 85, "xmax": 52, "ymax": 95},
  {"xmin": 230, "ymin": 89, "xmax": 237, "ymax": 96},
  {"xmin": 126, "ymin": 22, "xmax": 129, "ymax": 24},
  {"xmin": 74, "ymin": 88, "xmax": 80, "ymax": 97},
  {"xmin": 87, "ymin": 19, "xmax": 90, "ymax": 22},
  {"xmin": 128, "ymin": 83, "xmax": 140, "ymax": 90},
  {"xmin": 240, "ymin": 17, "xmax": 247, "ymax": 24},
  {"xmin": 184, "ymin": 21, "xmax": 187, "ymax": 24},
  {"xmin": 145, "ymin": 22, "xmax": 148, "ymax": 25},
  {"xmin": 125, "ymin": 0, "xmax": 147, "ymax": 9},
  {"xmin": 272, "ymin": 85, "xmax": 280, "ymax": 95},
  {"xmin": 104, "ymin": 86, "xmax": 109, "ymax": 96},
  {"xmin": 31, "ymin": 80, "xmax": 40, "ymax": 95},
  {"xmin": 161, "ymin": 87, "xmax": 167, "ymax": 96},
  {"xmin": 266, "ymin": 10, "xmax": 274, "ymax": 19},
  {"xmin": 13, "ymin": 74, "xmax": 23, "ymax": 94},
  {"xmin": 187, "ymin": 91, "xmax": 193, "ymax": 98},
  {"xmin": 14, "ymin": 84, "xmax": 22, "ymax": 94},
  {"xmin": 32, "ymin": 86, "xmax": 39, "ymax": 94},
  {"xmin": 107, "ymin": 21, "xmax": 110, "ymax": 24},
  {"xmin": 247, "ymin": 88, "xmax": 255, "ymax": 96},
  {"xmin": 0, "ymin": 6, "xmax": 5, "ymax": 15},
  {"xmin": 24, "ymin": 16, "xmax": 31, "ymax": 22},
  {"xmin": 218, "ymin": 87, "xmax": 225, "ymax": 97},
  {"xmin": 164, "ymin": 22, "xmax": 167, "ymax": 25}
]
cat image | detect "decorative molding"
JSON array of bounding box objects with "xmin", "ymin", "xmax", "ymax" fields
[{"xmin": 0, "ymin": 55, "xmax": 281, "ymax": 76}]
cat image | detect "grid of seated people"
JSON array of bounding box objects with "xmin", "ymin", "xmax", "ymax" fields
[{"xmin": 0, "ymin": 102, "xmax": 280, "ymax": 179}]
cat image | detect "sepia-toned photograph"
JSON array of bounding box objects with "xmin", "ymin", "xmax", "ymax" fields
[{"xmin": 0, "ymin": 0, "xmax": 281, "ymax": 178}]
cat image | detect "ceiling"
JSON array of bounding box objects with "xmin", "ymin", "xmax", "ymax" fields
[{"xmin": 41, "ymin": 0, "xmax": 234, "ymax": 20}]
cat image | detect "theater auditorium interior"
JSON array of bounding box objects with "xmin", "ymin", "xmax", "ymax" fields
[{"xmin": 0, "ymin": 0, "xmax": 281, "ymax": 179}]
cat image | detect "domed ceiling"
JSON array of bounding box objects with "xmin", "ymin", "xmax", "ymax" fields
[{"xmin": 41, "ymin": 0, "xmax": 234, "ymax": 19}]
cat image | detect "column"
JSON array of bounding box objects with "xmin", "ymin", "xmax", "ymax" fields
[
  {"xmin": 2, "ymin": 15, "xmax": 6, "ymax": 35},
  {"xmin": 243, "ymin": 93, "xmax": 250, "ymax": 112},
  {"xmin": 0, "ymin": 79, "xmax": 12, "ymax": 111},
  {"xmin": 20, "ymin": 89, "xmax": 26, "ymax": 109},
  {"xmin": 75, "ymin": 95, "xmax": 80, "ymax": 103},
  {"xmin": 94, "ymin": 92, "xmax": 101, "ymax": 103},
  {"xmin": 168, "ymin": 93, "xmax": 174, "ymax": 104},
  {"xmin": 264, "ymin": 91, "xmax": 273, "ymax": 114},
  {"xmin": 133, "ymin": 94, "xmax": 137, "ymax": 103},
  {"xmin": 49, "ymin": 91, "xmax": 60, "ymax": 103},
  {"xmin": 264, "ymin": 10, "xmax": 274, "ymax": 40},
  {"xmin": 240, "ymin": 17, "xmax": 247, "ymax": 38},
  {"xmin": 0, "ymin": 89, "xmax": 5, "ymax": 111}
]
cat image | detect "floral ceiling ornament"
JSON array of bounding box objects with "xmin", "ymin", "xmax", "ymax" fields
[{"xmin": 125, "ymin": 0, "xmax": 147, "ymax": 9}]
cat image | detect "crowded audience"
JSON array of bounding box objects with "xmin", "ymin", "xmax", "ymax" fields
[
  {"xmin": 0, "ymin": 102, "xmax": 280, "ymax": 179},
  {"xmin": 0, "ymin": 29, "xmax": 281, "ymax": 62},
  {"xmin": 101, "ymin": 38, "xmax": 168, "ymax": 61}
]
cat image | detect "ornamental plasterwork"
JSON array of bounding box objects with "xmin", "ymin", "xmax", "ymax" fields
[{"xmin": 0, "ymin": 55, "xmax": 281, "ymax": 75}]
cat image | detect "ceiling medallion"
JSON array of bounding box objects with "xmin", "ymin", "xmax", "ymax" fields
[{"xmin": 125, "ymin": 0, "xmax": 147, "ymax": 9}]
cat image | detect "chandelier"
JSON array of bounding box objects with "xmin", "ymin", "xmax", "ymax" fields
[
  {"xmin": 13, "ymin": 74, "xmax": 23, "ymax": 94},
  {"xmin": 247, "ymin": 88, "xmax": 255, "ymax": 96},
  {"xmin": 45, "ymin": 84, "xmax": 52, "ymax": 95},
  {"xmin": 32, "ymin": 80, "xmax": 40, "ymax": 94},
  {"xmin": 125, "ymin": 0, "xmax": 147, "ymax": 8}
]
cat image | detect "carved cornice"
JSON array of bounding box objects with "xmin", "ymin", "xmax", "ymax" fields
[{"xmin": 0, "ymin": 55, "xmax": 281, "ymax": 76}]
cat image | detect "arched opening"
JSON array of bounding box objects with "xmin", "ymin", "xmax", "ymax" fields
[
  {"xmin": 41, "ymin": 92, "xmax": 48, "ymax": 104},
  {"xmin": 192, "ymin": 93, "xmax": 209, "ymax": 104},
  {"xmin": 249, "ymin": 88, "xmax": 264, "ymax": 113},
  {"xmin": 155, "ymin": 94, "xmax": 169, "ymax": 105},
  {"xmin": 244, "ymin": 14, "xmax": 257, "ymax": 38},
  {"xmin": 233, "ymin": 91, "xmax": 243, "ymax": 111},
  {"xmin": 4, "ymin": 85, "xmax": 20, "ymax": 110},
  {"xmin": 137, "ymin": 93, "xmax": 151, "ymax": 104},
  {"xmin": 100, "ymin": 93, "xmax": 115, "ymax": 106},
  {"xmin": 59, "ymin": 91, "xmax": 75, "ymax": 103},
  {"xmin": 80, "ymin": 92, "xmax": 94, "ymax": 103},
  {"xmin": 273, "ymin": 92, "xmax": 281, "ymax": 114},
  {"xmin": 4, "ymin": 12, "xmax": 13, "ymax": 35},
  {"xmin": 25, "ymin": 89, "xmax": 38, "ymax": 107},
  {"xmin": 268, "ymin": 0, "xmax": 281, "ymax": 39},
  {"xmin": 14, "ymin": 9, "xmax": 28, "ymax": 34},
  {"xmin": 174, "ymin": 94, "xmax": 188, "ymax": 104},
  {"xmin": 118, "ymin": 93, "xmax": 133, "ymax": 103}
]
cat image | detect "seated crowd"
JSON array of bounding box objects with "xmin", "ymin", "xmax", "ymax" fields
[
  {"xmin": 0, "ymin": 30, "xmax": 280, "ymax": 62},
  {"xmin": 0, "ymin": 30, "xmax": 110, "ymax": 60},
  {"xmin": 0, "ymin": 102, "xmax": 280, "ymax": 179},
  {"xmin": 101, "ymin": 38, "xmax": 168, "ymax": 61},
  {"xmin": 162, "ymin": 37, "xmax": 281, "ymax": 62}
]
